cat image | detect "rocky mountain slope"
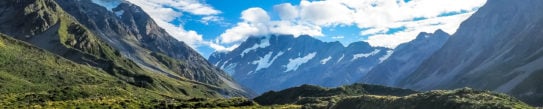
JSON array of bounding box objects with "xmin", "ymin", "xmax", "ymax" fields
[
  {"xmin": 55, "ymin": 0, "xmax": 252, "ymax": 97},
  {"xmin": 361, "ymin": 29, "xmax": 449, "ymax": 86},
  {"xmin": 399, "ymin": 0, "xmax": 543, "ymax": 106},
  {"xmin": 0, "ymin": 0, "xmax": 250, "ymax": 103},
  {"xmin": 209, "ymin": 35, "xmax": 392, "ymax": 94}
]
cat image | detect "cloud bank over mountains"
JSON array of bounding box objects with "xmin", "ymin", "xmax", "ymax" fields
[{"xmin": 119, "ymin": 0, "xmax": 487, "ymax": 54}]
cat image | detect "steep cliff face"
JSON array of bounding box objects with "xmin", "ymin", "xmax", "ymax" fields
[
  {"xmin": 400, "ymin": 0, "xmax": 543, "ymax": 106},
  {"xmin": 0, "ymin": 0, "xmax": 152, "ymax": 88},
  {"xmin": 209, "ymin": 35, "xmax": 391, "ymax": 94},
  {"xmin": 0, "ymin": 0, "xmax": 252, "ymax": 98},
  {"xmin": 361, "ymin": 30, "xmax": 449, "ymax": 86}
]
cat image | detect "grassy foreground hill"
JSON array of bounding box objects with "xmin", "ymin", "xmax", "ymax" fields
[
  {"xmin": 1, "ymin": 0, "xmax": 251, "ymax": 98},
  {"xmin": 254, "ymin": 84, "xmax": 533, "ymax": 109},
  {"xmin": 0, "ymin": 34, "xmax": 263, "ymax": 108},
  {"xmin": 254, "ymin": 83, "xmax": 418, "ymax": 105}
]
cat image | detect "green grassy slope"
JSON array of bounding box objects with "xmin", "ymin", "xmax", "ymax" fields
[
  {"xmin": 254, "ymin": 83, "xmax": 418, "ymax": 105},
  {"xmin": 0, "ymin": 33, "xmax": 149, "ymax": 107},
  {"xmin": 0, "ymin": 0, "xmax": 239, "ymax": 99},
  {"xmin": 254, "ymin": 84, "xmax": 533, "ymax": 109},
  {"xmin": 0, "ymin": 34, "xmax": 266, "ymax": 108},
  {"xmin": 332, "ymin": 88, "xmax": 532, "ymax": 109},
  {"xmin": 0, "ymin": 0, "xmax": 262, "ymax": 108}
]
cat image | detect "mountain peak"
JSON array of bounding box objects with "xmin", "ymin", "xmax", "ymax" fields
[
  {"xmin": 433, "ymin": 29, "xmax": 448, "ymax": 35},
  {"xmin": 413, "ymin": 29, "xmax": 450, "ymax": 41},
  {"xmin": 346, "ymin": 41, "xmax": 372, "ymax": 50}
]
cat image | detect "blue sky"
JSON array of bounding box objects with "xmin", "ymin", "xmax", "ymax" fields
[{"xmin": 121, "ymin": 0, "xmax": 487, "ymax": 58}]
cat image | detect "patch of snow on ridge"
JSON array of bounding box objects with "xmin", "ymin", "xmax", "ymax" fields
[
  {"xmin": 321, "ymin": 56, "xmax": 332, "ymax": 64},
  {"xmin": 352, "ymin": 49, "xmax": 381, "ymax": 61},
  {"xmin": 91, "ymin": 0, "xmax": 122, "ymax": 11},
  {"xmin": 252, "ymin": 52, "xmax": 273, "ymax": 70},
  {"xmin": 379, "ymin": 50, "xmax": 394, "ymax": 63},
  {"xmin": 223, "ymin": 63, "xmax": 237, "ymax": 75},
  {"xmin": 220, "ymin": 59, "xmax": 230, "ymax": 70},
  {"xmin": 251, "ymin": 51, "xmax": 284, "ymax": 73},
  {"xmin": 337, "ymin": 54, "xmax": 345, "ymax": 63},
  {"xmin": 284, "ymin": 52, "xmax": 317, "ymax": 72},
  {"xmin": 241, "ymin": 38, "xmax": 270, "ymax": 57},
  {"xmin": 115, "ymin": 10, "xmax": 124, "ymax": 18}
]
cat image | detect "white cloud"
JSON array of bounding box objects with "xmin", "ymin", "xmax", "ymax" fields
[
  {"xmin": 331, "ymin": 36, "xmax": 345, "ymax": 39},
  {"xmin": 365, "ymin": 12, "xmax": 476, "ymax": 48},
  {"xmin": 338, "ymin": 0, "xmax": 485, "ymax": 48},
  {"xmin": 300, "ymin": 0, "xmax": 356, "ymax": 26},
  {"xmin": 215, "ymin": 0, "xmax": 486, "ymax": 52},
  {"xmin": 200, "ymin": 16, "xmax": 222, "ymax": 25},
  {"xmin": 241, "ymin": 8, "xmax": 271, "ymax": 23},
  {"xmin": 217, "ymin": 8, "xmax": 270, "ymax": 44},
  {"xmin": 269, "ymin": 21, "xmax": 323, "ymax": 37},
  {"xmin": 126, "ymin": 0, "xmax": 221, "ymax": 48},
  {"xmin": 208, "ymin": 42, "xmax": 240, "ymax": 52},
  {"xmin": 274, "ymin": 3, "xmax": 299, "ymax": 20},
  {"xmin": 219, "ymin": 22, "xmax": 266, "ymax": 44},
  {"xmin": 218, "ymin": 7, "xmax": 323, "ymax": 44}
]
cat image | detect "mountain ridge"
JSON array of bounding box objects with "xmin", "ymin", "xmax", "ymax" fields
[
  {"xmin": 55, "ymin": 0, "xmax": 254, "ymax": 97},
  {"xmin": 361, "ymin": 29, "xmax": 450, "ymax": 86},
  {"xmin": 399, "ymin": 0, "xmax": 543, "ymax": 106},
  {"xmin": 0, "ymin": 0, "xmax": 253, "ymax": 99},
  {"xmin": 209, "ymin": 34, "xmax": 392, "ymax": 94}
]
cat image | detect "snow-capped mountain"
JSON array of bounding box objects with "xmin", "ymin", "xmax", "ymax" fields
[
  {"xmin": 399, "ymin": 0, "xmax": 543, "ymax": 106},
  {"xmin": 361, "ymin": 29, "xmax": 450, "ymax": 86},
  {"xmin": 209, "ymin": 35, "xmax": 392, "ymax": 94}
]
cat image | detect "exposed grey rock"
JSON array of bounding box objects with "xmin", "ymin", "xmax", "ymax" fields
[
  {"xmin": 361, "ymin": 29, "xmax": 449, "ymax": 86},
  {"xmin": 399, "ymin": 0, "xmax": 543, "ymax": 106}
]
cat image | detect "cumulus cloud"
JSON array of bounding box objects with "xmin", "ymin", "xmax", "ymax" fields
[
  {"xmin": 274, "ymin": 3, "xmax": 299, "ymax": 20},
  {"xmin": 220, "ymin": 21, "xmax": 267, "ymax": 44},
  {"xmin": 299, "ymin": 0, "xmax": 356, "ymax": 26},
  {"xmin": 218, "ymin": 7, "xmax": 323, "ymax": 44},
  {"xmin": 269, "ymin": 21, "xmax": 323, "ymax": 37},
  {"xmin": 241, "ymin": 8, "xmax": 270, "ymax": 23},
  {"xmin": 126, "ymin": 0, "xmax": 221, "ymax": 48}
]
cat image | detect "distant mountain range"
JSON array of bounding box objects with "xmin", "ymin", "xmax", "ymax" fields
[
  {"xmin": 208, "ymin": 31, "xmax": 449, "ymax": 95},
  {"xmin": 209, "ymin": 35, "xmax": 392, "ymax": 94}
]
